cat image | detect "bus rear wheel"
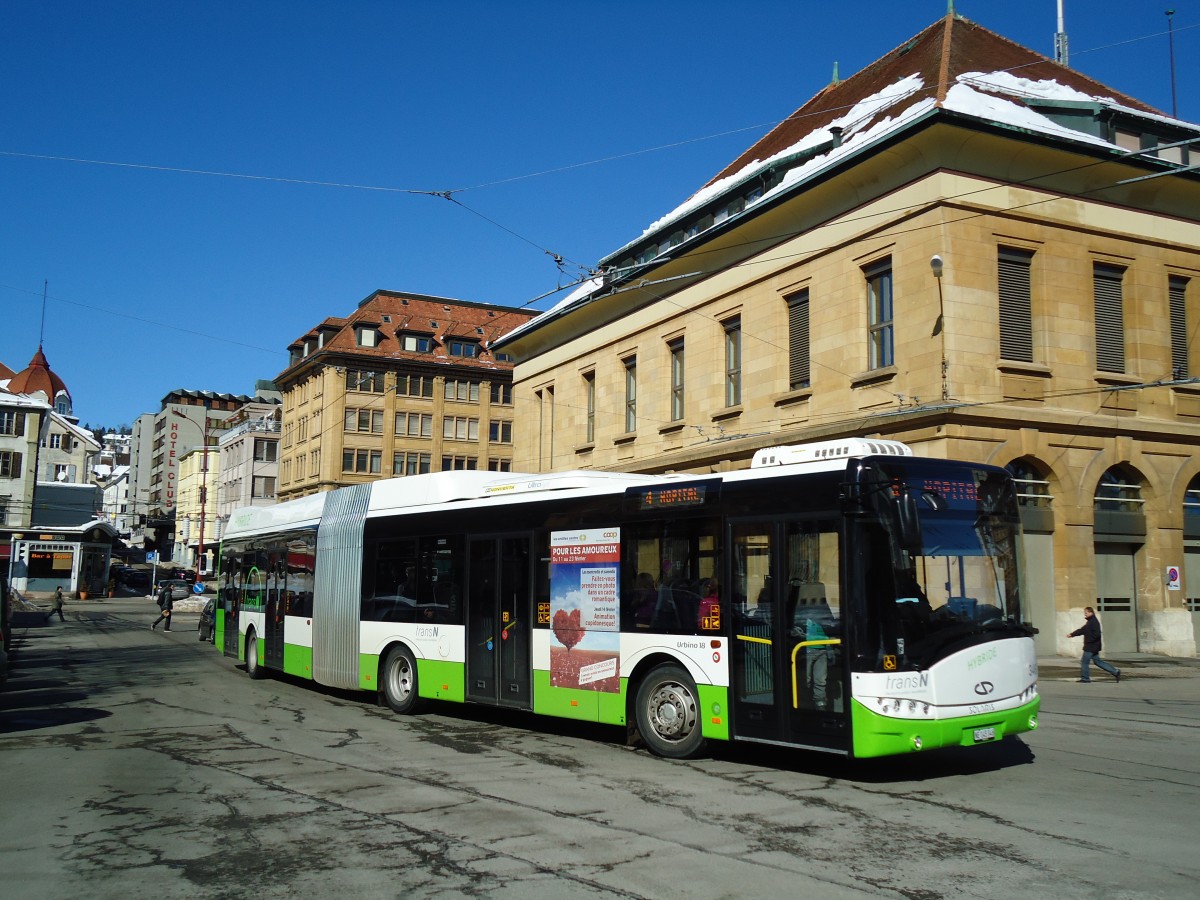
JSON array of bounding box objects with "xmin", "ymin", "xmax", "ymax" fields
[
  {"xmin": 382, "ymin": 645, "xmax": 423, "ymax": 714},
  {"xmin": 635, "ymin": 664, "xmax": 705, "ymax": 759},
  {"xmin": 245, "ymin": 628, "xmax": 263, "ymax": 680}
]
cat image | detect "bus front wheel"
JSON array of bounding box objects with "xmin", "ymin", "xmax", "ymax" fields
[
  {"xmin": 635, "ymin": 664, "xmax": 705, "ymax": 759},
  {"xmin": 245, "ymin": 629, "xmax": 263, "ymax": 680},
  {"xmin": 382, "ymin": 645, "xmax": 423, "ymax": 715}
]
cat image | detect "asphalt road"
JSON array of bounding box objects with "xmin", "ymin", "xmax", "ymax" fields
[{"xmin": 2, "ymin": 598, "xmax": 1197, "ymax": 899}]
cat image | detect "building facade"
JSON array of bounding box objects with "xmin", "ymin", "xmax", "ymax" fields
[
  {"xmin": 215, "ymin": 405, "xmax": 282, "ymax": 523},
  {"xmin": 275, "ymin": 290, "xmax": 537, "ymax": 502},
  {"xmin": 497, "ymin": 14, "xmax": 1200, "ymax": 657},
  {"xmin": 2, "ymin": 347, "xmax": 114, "ymax": 594}
]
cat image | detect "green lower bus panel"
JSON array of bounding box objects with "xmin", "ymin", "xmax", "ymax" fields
[
  {"xmin": 532, "ymin": 670, "xmax": 626, "ymax": 725},
  {"xmin": 284, "ymin": 644, "xmax": 313, "ymax": 679},
  {"xmin": 530, "ymin": 673, "xmax": 729, "ymax": 739},
  {"xmin": 850, "ymin": 696, "xmax": 1041, "ymax": 758},
  {"xmin": 417, "ymin": 658, "xmax": 465, "ymax": 703},
  {"xmin": 697, "ymin": 684, "xmax": 730, "ymax": 742},
  {"xmin": 359, "ymin": 653, "xmax": 379, "ymax": 692},
  {"xmin": 357, "ymin": 654, "xmax": 466, "ymax": 702}
]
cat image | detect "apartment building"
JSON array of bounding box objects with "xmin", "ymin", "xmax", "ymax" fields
[{"xmin": 275, "ymin": 290, "xmax": 536, "ymax": 501}]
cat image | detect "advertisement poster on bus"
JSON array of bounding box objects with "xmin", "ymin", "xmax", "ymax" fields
[{"xmin": 549, "ymin": 528, "xmax": 621, "ymax": 693}]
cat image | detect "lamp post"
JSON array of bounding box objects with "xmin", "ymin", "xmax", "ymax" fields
[
  {"xmin": 931, "ymin": 254, "xmax": 949, "ymax": 402},
  {"xmin": 171, "ymin": 407, "xmax": 212, "ymax": 576}
]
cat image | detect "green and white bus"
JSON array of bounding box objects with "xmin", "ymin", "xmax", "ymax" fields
[{"xmin": 216, "ymin": 438, "xmax": 1039, "ymax": 759}]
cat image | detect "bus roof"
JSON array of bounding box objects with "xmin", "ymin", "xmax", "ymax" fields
[{"xmin": 221, "ymin": 439, "xmax": 920, "ymax": 540}]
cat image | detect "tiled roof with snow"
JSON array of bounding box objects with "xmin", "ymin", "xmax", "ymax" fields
[{"xmin": 512, "ymin": 14, "xmax": 1187, "ymax": 334}]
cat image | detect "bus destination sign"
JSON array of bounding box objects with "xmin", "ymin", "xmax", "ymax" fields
[{"xmin": 633, "ymin": 483, "xmax": 711, "ymax": 512}]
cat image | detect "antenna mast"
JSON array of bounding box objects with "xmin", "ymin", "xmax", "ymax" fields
[
  {"xmin": 1055, "ymin": 0, "xmax": 1069, "ymax": 66},
  {"xmin": 39, "ymin": 280, "xmax": 48, "ymax": 347},
  {"xmin": 1167, "ymin": 9, "xmax": 1178, "ymax": 118}
]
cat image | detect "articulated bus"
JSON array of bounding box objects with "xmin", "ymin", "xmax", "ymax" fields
[{"xmin": 215, "ymin": 439, "xmax": 1039, "ymax": 760}]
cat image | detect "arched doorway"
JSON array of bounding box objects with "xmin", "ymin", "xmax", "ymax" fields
[
  {"xmin": 1092, "ymin": 465, "xmax": 1145, "ymax": 652},
  {"xmin": 1006, "ymin": 458, "xmax": 1055, "ymax": 655}
]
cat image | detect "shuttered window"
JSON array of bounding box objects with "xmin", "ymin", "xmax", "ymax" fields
[
  {"xmin": 998, "ymin": 248, "xmax": 1034, "ymax": 362},
  {"xmin": 669, "ymin": 339, "xmax": 685, "ymax": 421},
  {"xmin": 0, "ymin": 450, "xmax": 22, "ymax": 478},
  {"xmin": 787, "ymin": 289, "xmax": 811, "ymax": 389},
  {"xmin": 624, "ymin": 358, "xmax": 637, "ymax": 433},
  {"xmin": 1093, "ymin": 263, "xmax": 1126, "ymax": 374},
  {"xmin": 1170, "ymin": 275, "xmax": 1190, "ymax": 378},
  {"xmin": 724, "ymin": 318, "xmax": 742, "ymax": 407},
  {"xmin": 866, "ymin": 260, "xmax": 893, "ymax": 369}
]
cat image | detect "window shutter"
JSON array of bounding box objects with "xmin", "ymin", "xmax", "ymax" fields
[
  {"xmin": 998, "ymin": 249, "xmax": 1033, "ymax": 362},
  {"xmin": 1170, "ymin": 276, "xmax": 1189, "ymax": 377},
  {"xmin": 1093, "ymin": 264, "xmax": 1125, "ymax": 374},
  {"xmin": 787, "ymin": 290, "xmax": 810, "ymax": 389}
]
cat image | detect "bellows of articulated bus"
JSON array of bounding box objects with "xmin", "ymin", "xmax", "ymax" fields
[{"xmin": 751, "ymin": 438, "xmax": 912, "ymax": 468}]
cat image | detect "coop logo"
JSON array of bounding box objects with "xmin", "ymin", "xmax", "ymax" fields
[
  {"xmin": 974, "ymin": 681, "xmax": 995, "ymax": 696},
  {"xmin": 602, "ymin": 530, "xmax": 619, "ymax": 539}
]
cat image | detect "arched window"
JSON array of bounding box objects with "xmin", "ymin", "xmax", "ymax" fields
[
  {"xmin": 1094, "ymin": 465, "xmax": 1143, "ymax": 513},
  {"xmin": 1005, "ymin": 459, "xmax": 1052, "ymax": 508},
  {"xmin": 1184, "ymin": 474, "xmax": 1200, "ymax": 535}
]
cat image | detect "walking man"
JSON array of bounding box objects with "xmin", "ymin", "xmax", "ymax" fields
[
  {"xmin": 45, "ymin": 586, "xmax": 65, "ymax": 623},
  {"xmin": 152, "ymin": 582, "xmax": 173, "ymax": 631},
  {"xmin": 1066, "ymin": 606, "xmax": 1121, "ymax": 683}
]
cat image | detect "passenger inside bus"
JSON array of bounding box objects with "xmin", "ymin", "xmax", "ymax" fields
[
  {"xmin": 790, "ymin": 583, "xmax": 841, "ymax": 712},
  {"xmin": 630, "ymin": 572, "xmax": 656, "ymax": 629}
]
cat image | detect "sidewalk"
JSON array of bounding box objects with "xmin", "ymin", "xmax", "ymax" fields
[{"xmin": 1038, "ymin": 652, "xmax": 1200, "ymax": 679}]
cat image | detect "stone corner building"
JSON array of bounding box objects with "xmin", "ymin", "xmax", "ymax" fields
[
  {"xmin": 274, "ymin": 289, "xmax": 536, "ymax": 502},
  {"xmin": 496, "ymin": 12, "xmax": 1200, "ymax": 658}
]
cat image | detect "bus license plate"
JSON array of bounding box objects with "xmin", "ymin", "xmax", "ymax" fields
[{"xmin": 973, "ymin": 726, "xmax": 996, "ymax": 743}]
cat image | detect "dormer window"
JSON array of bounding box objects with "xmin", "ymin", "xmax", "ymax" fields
[
  {"xmin": 448, "ymin": 340, "xmax": 479, "ymax": 358},
  {"xmin": 400, "ymin": 333, "xmax": 432, "ymax": 353},
  {"xmin": 356, "ymin": 326, "xmax": 379, "ymax": 348},
  {"xmin": 54, "ymin": 392, "xmax": 70, "ymax": 416}
]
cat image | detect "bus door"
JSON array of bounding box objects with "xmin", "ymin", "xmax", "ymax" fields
[
  {"xmin": 264, "ymin": 553, "xmax": 286, "ymax": 670},
  {"xmin": 221, "ymin": 556, "xmax": 241, "ymax": 659},
  {"xmin": 466, "ymin": 535, "xmax": 532, "ymax": 708},
  {"xmin": 730, "ymin": 519, "xmax": 848, "ymax": 750}
]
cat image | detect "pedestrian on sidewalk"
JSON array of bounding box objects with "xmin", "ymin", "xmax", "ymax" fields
[
  {"xmin": 151, "ymin": 582, "xmax": 173, "ymax": 631},
  {"xmin": 1066, "ymin": 606, "xmax": 1121, "ymax": 683},
  {"xmin": 45, "ymin": 586, "xmax": 65, "ymax": 623}
]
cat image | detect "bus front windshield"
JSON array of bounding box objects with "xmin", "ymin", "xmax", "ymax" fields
[{"xmin": 868, "ymin": 461, "xmax": 1027, "ymax": 669}]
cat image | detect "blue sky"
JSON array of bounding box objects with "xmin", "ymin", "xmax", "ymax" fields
[{"xmin": 1, "ymin": 1, "xmax": 1195, "ymax": 428}]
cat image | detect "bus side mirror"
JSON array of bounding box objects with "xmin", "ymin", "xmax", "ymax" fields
[{"xmin": 896, "ymin": 491, "xmax": 923, "ymax": 554}]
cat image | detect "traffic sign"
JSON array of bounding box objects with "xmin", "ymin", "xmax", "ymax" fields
[{"xmin": 193, "ymin": 582, "xmax": 206, "ymax": 594}]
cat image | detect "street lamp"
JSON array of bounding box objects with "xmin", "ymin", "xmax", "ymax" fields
[
  {"xmin": 171, "ymin": 407, "xmax": 213, "ymax": 576},
  {"xmin": 931, "ymin": 254, "xmax": 948, "ymax": 402}
]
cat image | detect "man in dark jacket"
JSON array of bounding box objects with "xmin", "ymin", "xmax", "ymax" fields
[
  {"xmin": 1066, "ymin": 607, "xmax": 1120, "ymax": 683},
  {"xmin": 152, "ymin": 583, "xmax": 174, "ymax": 632}
]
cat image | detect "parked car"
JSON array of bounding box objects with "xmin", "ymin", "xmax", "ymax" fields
[
  {"xmin": 156, "ymin": 579, "xmax": 194, "ymax": 601},
  {"xmin": 198, "ymin": 599, "xmax": 215, "ymax": 642}
]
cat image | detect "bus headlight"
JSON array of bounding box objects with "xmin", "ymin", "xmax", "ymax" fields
[
  {"xmin": 1028, "ymin": 715, "xmax": 1038, "ymax": 730},
  {"xmin": 911, "ymin": 735, "xmax": 923, "ymax": 750}
]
